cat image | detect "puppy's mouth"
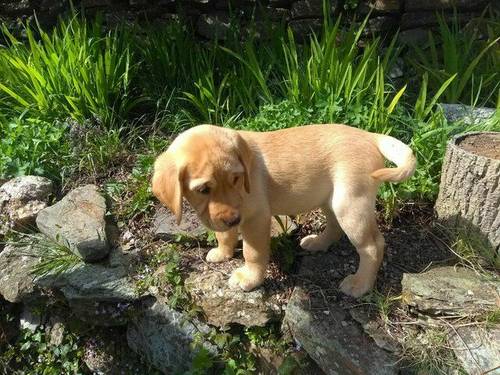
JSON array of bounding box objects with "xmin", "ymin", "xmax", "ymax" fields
[{"xmin": 201, "ymin": 217, "xmax": 230, "ymax": 232}]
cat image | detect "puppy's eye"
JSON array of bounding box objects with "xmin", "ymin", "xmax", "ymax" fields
[
  {"xmin": 232, "ymin": 175, "xmax": 239, "ymax": 185},
  {"xmin": 198, "ymin": 185, "xmax": 210, "ymax": 195}
]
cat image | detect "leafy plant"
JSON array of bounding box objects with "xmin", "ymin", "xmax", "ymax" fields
[
  {"xmin": 0, "ymin": 15, "xmax": 141, "ymax": 127},
  {"xmin": 0, "ymin": 115, "xmax": 70, "ymax": 179},
  {"xmin": 1, "ymin": 327, "xmax": 85, "ymax": 374},
  {"xmin": 407, "ymin": 11, "xmax": 500, "ymax": 106}
]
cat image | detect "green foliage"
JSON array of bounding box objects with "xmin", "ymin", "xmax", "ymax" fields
[
  {"xmin": 135, "ymin": 244, "xmax": 189, "ymax": 309},
  {"xmin": 0, "ymin": 115, "xmax": 69, "ymax": 179},
  {"xmin": 106, "ymin": 152, "xmax": 156, "ymax": 221},
  {"xmin": 68, "ymin": 125, "xmax": 127, "ymax": 179},
  {"xmin": 206, "ymin": 330, "xmax": 257, "ymax": 375},
  {"xmin": 0, "ymin": 15, "xmax": 141, "ymax": 127},
  {"xmin": 240, "ymin": 100, "xmax": 314, "ymax": 131},
  {"xmin": 0, "ymin": 9, "xmax": 498, "ymax": 218},
  {"xmin": 407, "ymin": 11, "xmax": 500, "ymax": 106},
  {"xmin": 1, "ymin": 327, "xmax": 85, "ymax": 374}
]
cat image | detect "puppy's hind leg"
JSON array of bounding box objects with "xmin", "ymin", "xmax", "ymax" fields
[
  {"xmin": 300, "ymin": 207, "xmax": 343, "ymax": 252},
  {"xmin": 332, "ymin": 186, "xmax": 384, "ymax": 298},
  {"xmin": 206, "ymin": 227, "xmax": 238, "ymax": 263}
]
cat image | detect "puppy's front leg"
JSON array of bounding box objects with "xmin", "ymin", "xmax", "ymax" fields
[
  {"xmin": 206, "ymin": 227, "xmax": 238, "ymax": 263},
  {"xmin": 229, "ymin": 216, "xmax": 270, "ymax": 291}
]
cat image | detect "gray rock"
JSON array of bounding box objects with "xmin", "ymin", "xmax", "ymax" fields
[
  {"xmin": 47, "ymin": 320, "xmax": 65, "ymax": 346},
  {"xmin": 399, "ymin": 28, "xmax": 429, "ymax": 45},
  {"xmin": 291, "ymin": 0, "xmax": 336, "ymax": 19},
  {"xmin": 401, "ymin": 267, "xmax": 499, "ymax": 315},
  {"xmin": 288, "ymin": 18, "xmax": 322, "ymax": 41},
  {"xmin": 358, "ymin": 0, "xmax": 401, "ymax": 15},
  {"xmin": 349, "ymin": 307, "xmax": 398, "ymax": 352},
  {"xmin": 440, "ymin": 104, "xmax": 496, "ymax": 125},
  {"xmin": 0, "ymin": 0, "xmax": 32, "ymax": 14},
  {"xmin": 0, "ymin": 244, "xmax": 40, "ymax": 303},
  {"xmin": 282, "ymin": 287, "xmax": 398, "ymax": 375},
  {"xmin": 196, "ymin": 12, "xmax": 232, "ymax": 40},
  {"xmin": 449, "ymin": 326, "xmax": 500, "ymax": 375},
  {"xmin": 0, "ymin": 176, "xmax": 53, "ymax": 234},
  {"xmin": 405, "ymin": 0, "xmax": 489, "ymax": 11},
  {"xmin": 20, "ymin": 304, "xmax": 43, "ymax": 332},
  {"xmin": 36, "ymin": 185, "xmax": 110, "ymax": 262},
  {"xmin": 365, "ymin": 16, "xmax": 398, "ymax": 35},
  {"xmin": 153, "ymin": 205, "xmax": 206, "ymax": 240},
  {"xmin": 401, "ymin": 11, "xmax": 479, "ymax": 30},
  {"xmin": 127, "ymin": 299, "xmax": 216, "ymax": 374},
  {"xmin": 185, "ymin": 264, "xmax": 282, "ymax": 327},
  {"xmin": 36, "ymin": 262, "xmax": 140, "ymax": 326}
]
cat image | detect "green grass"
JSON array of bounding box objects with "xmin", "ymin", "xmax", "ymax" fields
[
  {"xmin": 0, "ymin": 16, "xmax": 141, "ymax": 128},
  {"xmin": 406, "ymin": 10, "xmax": 500, "ymax": 107}
]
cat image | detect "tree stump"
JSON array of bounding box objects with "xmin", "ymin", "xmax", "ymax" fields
[{"xmin": 435, "ymin": 132, "xmax": 500, "ymax": 256}]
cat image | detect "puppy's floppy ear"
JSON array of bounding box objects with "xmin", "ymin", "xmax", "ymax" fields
[
  {"xmin": 151, "ymin": 152, "xmax": 185, "ymax": 225},
  {"xmin": 235, "ymin": 134, "xmax": 252, "ymax": 194}
]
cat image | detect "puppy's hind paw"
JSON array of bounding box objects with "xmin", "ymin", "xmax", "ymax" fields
[
  {"xmin": 206, "ymin": 247, "xmax": 233, "ymax": 263},
  {"xmin": 228, "ymin": 266, "xmax": 265, "ymax": 292},
  {"xmin": 300, "ymin": 234, "xmax": 330, "ymax": 252},
  {"xmin": 339, "ymin": 274, "xmax": 373, "ymax": 298}
]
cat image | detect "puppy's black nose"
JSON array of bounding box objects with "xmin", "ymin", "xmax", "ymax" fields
[{"xmin": 224, "ymin": 215, "xmax": 241, "ymax": 227}]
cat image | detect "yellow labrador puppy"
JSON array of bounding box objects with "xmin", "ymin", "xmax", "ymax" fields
[{"xmin": 152, "ymin": 124, "xmax": 416, "ymax": 297}]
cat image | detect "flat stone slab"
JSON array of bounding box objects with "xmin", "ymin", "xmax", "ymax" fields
[
  {"xmin": 36, "ymin": 260, "xmax": 140, "ymax": 326},
  {"xmin": 0, "ymin": 176, "xmax": 53, "ymax": 234},
  {"xmin": 152, "ymin": 205, "xmax": 206, "ymax": 240},
  {"xmin": 36, "ymin": 185, "xmax": 110, "ymax": 262},
  {"xmin": 127, "ymin": 299, "xmax": 216, "ymax": 374},
  {"xmin": 185, "ymin": 263, "xmax": 282, "ymax": 327},
  {"xmin": 401, "ymin": 266, "xmax": 499, "ymax": 315},
  {"xmin": 282, "ymin": 287, "xmax": 398, "ymax": 375},
  {"xmin": 449, "ymin": 326, "xmax": 500, "ymax": 375}
]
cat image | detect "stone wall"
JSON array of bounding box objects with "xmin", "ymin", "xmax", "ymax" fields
[{"xmin": 0, "ymin": 0, "xmax": 496, "ymax": 41}]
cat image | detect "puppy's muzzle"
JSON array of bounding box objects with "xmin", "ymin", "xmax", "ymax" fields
[{"xmin": 223, "ymin": 215, "xmax": 241, "ymax": 227}]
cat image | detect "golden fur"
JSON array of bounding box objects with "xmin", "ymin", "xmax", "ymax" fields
[{"xmin": 152, "ymin": 124, "xmax": 416, "ymax": 297}]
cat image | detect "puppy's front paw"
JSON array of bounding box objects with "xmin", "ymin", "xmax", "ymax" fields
[
  {"xmin": 339, "ymin": 274, "xmax": 373, "ymax": 298},
  {"xmin": 228, "ymin": 266, "xmax": 265, "ymax": 291},
  {"xmin": 206, "ymin": 247, "xmax": 233, "ymax": 263},
  {"xmin": 300, "ymin": 234, "xmax": 329, "ymax": 252}
]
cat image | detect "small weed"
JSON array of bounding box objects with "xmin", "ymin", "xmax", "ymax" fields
[
  {"xmin": 362, "ymin": 290, "xmax": 401, "ymax": 324},
  {"xmin": 245, "ymin": 324, "xmax": 288, "ymax": 354},
  {"xmin": 206, "ymin": 330, "xmax": 257, "ymax": 374},
  {"xmin": 399, "ymin": 327, "xmax": 461, "ymax": 375},
  {"xmin": 483, "ymin": 309, "xmax": 500, "ymax": 329},
  {"xmin": 134, "ymin": 244, "xmax": 189, "ymax": 309},
  {"xmin": 8, "ymin": 233, "xmax": 83, "ymax": 279}
]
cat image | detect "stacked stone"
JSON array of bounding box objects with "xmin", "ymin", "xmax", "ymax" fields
[{"xmin": 0, "ymin": 0, "xmax": 494, "ymax": 41}]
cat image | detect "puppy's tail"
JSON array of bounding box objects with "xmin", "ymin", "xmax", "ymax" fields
[{"xmin": 371, "ymin": 134, "xmax": 416, "ymax": 183}]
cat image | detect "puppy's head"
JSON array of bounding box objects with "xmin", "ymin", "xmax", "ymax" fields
[{"xmin": 152, "ymin": 125, "xmax": 252, "ymax": 232}]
